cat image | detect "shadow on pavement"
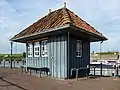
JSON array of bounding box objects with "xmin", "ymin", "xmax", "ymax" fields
[
  {"xmin": 0, "ymin": 76, "xmax": 27, "ymax": 90},
  {"xmin": 88, "ymin": 75, "xmax": 101, "ymax": 79}
]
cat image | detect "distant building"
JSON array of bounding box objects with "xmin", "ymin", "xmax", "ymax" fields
[{"xmin": 11, "ymin": 5, "xmax": 107, "ymax": 79}]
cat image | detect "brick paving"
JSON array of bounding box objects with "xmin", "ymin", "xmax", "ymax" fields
[{"xmin": 0, "ymin": 68, "xmax": 120, "ymax": 90}]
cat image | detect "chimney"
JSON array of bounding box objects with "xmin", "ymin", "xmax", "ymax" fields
[
  {"xmin": 49, "ymin": 9, "xmax": 51, "ymax": 13},
  {"xmin": 64, "ymin": 2, "xmax": 66, "ymax": 8}
]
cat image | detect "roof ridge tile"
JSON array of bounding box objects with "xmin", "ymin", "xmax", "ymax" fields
[{"xmin": 62, "ymin": 8, "xmax": 71, "ymax": 25}]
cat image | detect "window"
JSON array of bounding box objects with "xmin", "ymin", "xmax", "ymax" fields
[
  {"xmin": 41, "ymin": 40, "xmax": 48, "ymax": 57},
  {"xmin": 28, "ymin": 43, "xmax": 33, "ymax": 57},
  {"xmin": 34, "ymin": 42, "xmax": 40, "ymax": 57},
  {"xmin": 76, "ymin": 40, "xmax": 82, "ymax": 57}
]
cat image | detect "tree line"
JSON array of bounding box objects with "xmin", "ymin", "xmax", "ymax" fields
[{"xmin": 0, "ymin": 52, "xmax": 26, "ymax": 61}]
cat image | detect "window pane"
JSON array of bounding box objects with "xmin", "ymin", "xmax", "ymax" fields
[
  {"xmin": 28, "ymin": 43, "xmax": 33, "ymax": 57},
  {"xmin": 34, "ymin": 42, "xmax": 40, "ymax": 57},
  {"xmin": 76, "ymin": 40, "xmax": 82, "ymax": 57},
  {"xmin": 35, "ymin": 52, "xmax": 39, "ymax": 55},
  {"xmin": 41, "ymin": 40, "xmax": 48, "ymax": 57}
]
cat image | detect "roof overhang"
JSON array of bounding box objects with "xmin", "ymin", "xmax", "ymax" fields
[
  {"xmin": 11, "ymin": 24, "xmax": 108, "ymax": 43},
  {"xmin": 10, "ymin": 24, "xmax": 70, "ymax": 43},
  {"xmin": 69, "ymin": 25, "xmax": 108, "ymax": 42}
]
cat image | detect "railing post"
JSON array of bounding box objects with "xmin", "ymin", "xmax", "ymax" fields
[
  {"xmin": 100, "ymin": 41, "xmax": 103, "ymax": 77},
  {"xmin": 94, "ymin": 67, "xmax": 96, "ymax": 76},
  {"xmin": 13, "ymin": 60, "xmax": 15, "ymax": 68},
  {"xmin": 10, "ymin": 41, "xmax": 13, "ymax": 69},
  {"xmin": 100, "ymin": 62, "xmax": 102, "ymax": 76},
  {"xmin": 3, "ymin": 59, "xmax": 5, "ymax": 68},
  {"xmin": 116, "ymin": 65, "xmax": 119, "ymax": 77}
]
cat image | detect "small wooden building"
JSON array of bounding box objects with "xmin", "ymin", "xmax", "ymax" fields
[{"xmin": 11, "ymin": 6, "xmax": 107, "ymax": 79}]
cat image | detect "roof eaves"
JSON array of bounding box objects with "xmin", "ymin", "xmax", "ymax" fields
[
  {"xmin": 69, "ymin": 24, "xmax": 108, "ymax": 41},
  {"xmin": 11, "ymin": 24, "xmax": 70, "ymax": 41}
]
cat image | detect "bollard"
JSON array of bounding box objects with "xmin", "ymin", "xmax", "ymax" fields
[
  {"xmin": 87, "ymin": 65, "xmax": 90, "ymax": 78},
  {"xmin": 76, "ymin": 69, "xmax": 78, "ymax": 81}
]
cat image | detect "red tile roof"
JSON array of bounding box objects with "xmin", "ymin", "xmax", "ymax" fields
[{"xmin": 12, "ymin": 8, "xmax": 106, "ymax": 39}]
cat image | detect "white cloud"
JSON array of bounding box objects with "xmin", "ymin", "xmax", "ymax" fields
[
  {"xmin": 65, "ymin": 0, "xmax": 120, "ymax": 52},
  {"xmin": 0, "ymin": 0, "xmax": 120, "ymax": 53},
  {"xmin": 0, "ymin": 0, "xmax": 58, "ymax": 53}
]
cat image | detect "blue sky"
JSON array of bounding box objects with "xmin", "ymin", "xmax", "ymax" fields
[{"xmin": 0, "ymin": 0, "xmax": 120, "ymax": 53}]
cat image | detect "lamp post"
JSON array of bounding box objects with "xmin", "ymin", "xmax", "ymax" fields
[
  {"xmin": 10, "ymin": 41, "xmax": 13, "ymax": 69},
  {"xmin": 100, "ymin": 41, "xmax": 103, "ymax": 76}
]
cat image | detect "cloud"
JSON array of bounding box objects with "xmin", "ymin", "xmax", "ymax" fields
[
  {"xmin": 0, "ymin": 0, "xmax": 58, "ymax": 53},
  {"xmin": 0, "ymin": 0, "xmax": 120, "ymax": 53},
  {"xmin": 65, "ymin": 0, "xmax": 120, "ymax": 52}
]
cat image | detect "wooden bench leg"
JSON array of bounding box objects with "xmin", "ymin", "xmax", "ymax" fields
[
  {"xmin": 21, "ymin": 67, "xmax": 23, "ymax": 73},
  {"xmin": 47, "ymin": 71, "xmax": 48, "ymax": 77},
  {"xmin": 39, "ymin": 70, "xmax": 41, "ymax": 78},
  {"xmin": 30, "ymin": 68, "xmax": 31, "ymax": 75},
  {"xmin": 25, "ymin": 67, "xmax": 27, "ymax": 73}
]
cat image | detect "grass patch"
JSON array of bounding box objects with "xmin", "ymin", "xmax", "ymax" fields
[
  {"xmin": 95, "ymin": 51, "xmax": 119, "ymax": 55},
  {"xmin": 0, "ymin": 54, "xmax": 24, "ymax": 61}
]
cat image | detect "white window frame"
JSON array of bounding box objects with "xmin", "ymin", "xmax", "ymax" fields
[
  {"xmin": 76, "ymin": 40, "xmax": 82, "ymax": 57},
  {"xmin": 34, "ymin": 42, "xmax": 40, "ymax": 57},
  {"xmin": 41, "ymin": 40, "xmax": 48, "ymax": 57},
  {"xmin": 28, "ymin": 43, "xmax": 33, "ymax": 57}
]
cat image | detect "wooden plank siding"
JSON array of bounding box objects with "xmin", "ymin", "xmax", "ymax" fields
[
  {"xmin": 68, "ymin": 36, "xmax": 90, "ymax": 78},
  {"xmin": 26, "ymin": 35, "xmax": 67, "ymax": 79},
  {"xmin": 26, "ymin": 34, "xmax": 90, "ymax": 79},
  {"xmin": 49, "ymin": 35, "xmax": 67, "ymax": 79}
]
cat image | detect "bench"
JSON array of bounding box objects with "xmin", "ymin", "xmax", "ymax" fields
[
  {"xmin": 21, "ymin": 66, "xmax": 49, "ymax": 78},
  {"xmin": 71, "ymin": 67, "xmax": 90, "ymax": 81}
]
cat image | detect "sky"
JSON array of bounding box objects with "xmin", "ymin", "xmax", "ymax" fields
[{"xmin": 0, "ymin": 0, "xmax": 120, "ymax": 53}]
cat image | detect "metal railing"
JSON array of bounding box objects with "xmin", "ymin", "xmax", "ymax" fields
[
  {"xmin": 0, "ymin": 60, "xmax": 25, "ymax": 68},
  {"xmin": 89, "ymin": 64, "xmax": 120, "ymax": 77}
]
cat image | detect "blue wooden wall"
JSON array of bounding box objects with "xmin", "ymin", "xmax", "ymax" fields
[
  {"xmin": 49, "ymin": 35, "xmax": 67, "ymax": 79},
  {"xmin": 26, "ymin": 35, "xmax": 90, "ymax": 79},
  {"xmin": 26, "ymin": 35, "xmax": 67, "ymax": 79}
]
